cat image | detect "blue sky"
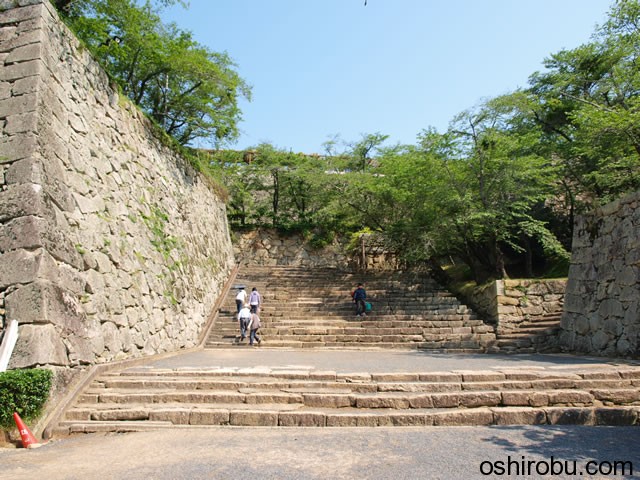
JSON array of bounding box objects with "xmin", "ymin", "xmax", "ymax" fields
[{"xmin": 162, "ymin": 0, "xmax": 613, "ymax": 154}]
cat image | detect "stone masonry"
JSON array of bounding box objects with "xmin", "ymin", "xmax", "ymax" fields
[
  {"xmin": 234, "ymin": 229, "xmax": 350, "ymax": 269},
  {"xmin": 457, "ymin": 278, "xmax": 566, "ymax": 352},
  {"xmin": 0, "ymin": 0, "xmax": 235, "ymax": 376},
  {"xmin": 234, "ymin": 229, "xmax": 398, "ymax": 271},
  {"xmin": 494, "ymin": 279, "xmax": 565, "ymax": 332},
  {"xmin": 560, "ymin": 191, "xmax": 640, "ymax": 357}
]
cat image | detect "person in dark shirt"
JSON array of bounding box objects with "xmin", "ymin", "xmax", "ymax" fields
[{"xmin": 352, "ymin": 283, "xmax": 367, "ymax": 317}]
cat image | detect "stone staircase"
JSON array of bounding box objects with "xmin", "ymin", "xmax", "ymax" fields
[
  {"xmin": 496, "ymin": 313, "xmax": 563, "ymax": 353},
  {"xmin": 53, "ymin": 365, "xmax": 640, "ymax": 434},
  {"xmin": 206, "ymin": 266, "xmax": 497, "ymax": 351}
]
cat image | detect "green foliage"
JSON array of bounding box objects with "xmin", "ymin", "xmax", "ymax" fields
[
  {"xmin": 348, "ymin": 132, "xmax": 390, "ymax": 172},
  {"xmin": 140, "ymin": 205, "xmax": 180, "ymax": 260},
  {"xmin": 526, "ymin": 0, "xmax": 640, "ymax": 204},
  {"xmin": 57, "ymin": 0, "xmax": 250, "ymax": 146},
  {"xmin": 0, "ymin": 369, "xmax": 53, "ymax": 430},
  {"xmin": 202, "ymin": 143, "xmax": 361, "ymax": 236}
]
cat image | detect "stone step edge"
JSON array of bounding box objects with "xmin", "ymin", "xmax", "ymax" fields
[
  {"xmin": 79, "ymin": 387, "xmax": 640, "ymax": 404},
  {"xmin": 89, "ymin": 378, "xmax": 640, "ymax": 392},
  {"xmin": 204, "ymin": 344, "xmax": 491, "ymax": 352},
  {"xmin": 55, "ymin": 406, "xmax": 640, "ymax": 433},
  {"xmin": 98, "ymin": 368, "xmax": 640, "ymax": 381},
  {"xmin": 69, "ymin": 387, "xmax": 640, "ymax": 411}
]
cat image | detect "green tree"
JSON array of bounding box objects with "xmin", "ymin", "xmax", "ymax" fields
[
  {"xmin": 58, "ymin": 0, "xmax": 251, "ymax": 146},
  {"xmin": 347, "ymin": 132, "xmax": 390, "ymax": 172},
  {"xmin": 527, "ymin": 0, "xmax": 640, "ymax": 203},
  {"xmin": 410, "ymin": 97, "xmax": 565, "ymax": 283}
]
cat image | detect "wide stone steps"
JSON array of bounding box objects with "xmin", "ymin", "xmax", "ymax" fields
[
  {"xmin": 210, "ymin": 321, "xmax": 493, "ymax": 333},
  {"xmin": 210, "ymin": 266, "xmax": 497, "ymax": 351},
  {"xmin": 59, "ymin": 406, "xmax": 640, "ymax": 433},
  {"xmin": 206, "ymin": 334, "xmax": 495, "ymax": 350},
  {"xmin": 55, "ymin": 367, "xmax": 640, "ymax": 434},
  {"xmin": 207, "ymin": 313, "xmax": 495, "ymax": 349}
]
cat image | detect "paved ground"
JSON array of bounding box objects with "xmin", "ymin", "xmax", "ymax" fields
[
  {"xmin": 137, "ymin": 347, "xmax": 640, "ymax": 375},
  {"xmin": 1, "ymin": 425, "xmax": 639, "ymax": 479},
  {"xmin": 2, "ymin": 349, "xmax": 639, "ymax": 479}
]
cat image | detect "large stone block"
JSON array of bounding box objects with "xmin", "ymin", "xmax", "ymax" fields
[
  {"xmin": 594, "ymin": 407, "xmax": 638, "ymax": 426},
  {"xmin": 0, "ymin": 215, "xmax": 82, "ymax": 268},
  {"xmin": 355, "ymin": 395, "xmax": 410, "ymax": 409},
  {"xmin": 592, "ymin": 330, "xmax": 613, "ymax": 351},
  {"xmin": 229, "ymin": 411, "xmax": 278, "ymax": 427},
  {"xmin": 11, "ymin": 75, "xmax": 38, "ymax": 95},
  {"xmin": 189, "ymin": 409, "xmax": 229, "ymax": 426},
  {"xmin": 0, "ymin": 132, "xmax": 37, "ymax": 162},
  {"xmin": 0, "ymin": 24, "xmax": 40, "ymax": 51},
  {"xmin": 545, "ymin": 407, "xmax": 595, "ymax": 425},
  {"xmin": 5, "ymin": 279, "xmax": 86, "ymax": 332},
  {"xmin": 8, "ymin": 323, "xmax": 68, "ymax": 367},
  {"xmin": 430, "ymin": 409, "xmax": 494, "ymax": 426},
  {"xmin": 492, "ymin": 407, "xmax": 546, "ymax": 425},
  {"xmin": 4, "ymin": 40, "xmax": 41, "ymax": 63},
  {"xmin": 0, "ymin": 247, "xmax": 60, "ymax": 288},
  {"xmin": 0, "ymin": 3, "xmax": 44, "ymax": 24},
  {"xmin": 0, "ymin": 58, "xmax": 44, "ymax": 83},
  {"xmin": 5, "ymin": 109, "xmax": 38, "ymax": 137},
  {"xmin": 0, "ymin": 182, "xmax": 52, "ymax": 221},
  {"xmin": 278, "ymin": 411, "xmax": 325, "ymax": 427},
  {"xmin": 148, "ymin": 409, "xmax": 190, "ymax": 425},
  {"xmin": 6, "ymin": 156, "xmax": 75, "ymax": 211},
  {"xmin": 0, "ymin": 91, "xmax": 37, "ymax": 116},
  {"xmin": 563, "ymin": 293, "xmax": 587, "ymax": 314}
]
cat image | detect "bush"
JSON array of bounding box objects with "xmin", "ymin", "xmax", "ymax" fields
[{"xmin": 0, "ymin": 369, "xmax": 53, "ymax": 430}]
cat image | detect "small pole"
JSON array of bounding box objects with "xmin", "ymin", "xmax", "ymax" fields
[{"xmin": 0, "ymin": 320, "xmax": 19, "ymax": 372}]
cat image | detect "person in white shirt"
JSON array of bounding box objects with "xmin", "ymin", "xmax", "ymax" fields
[
  {"xmin": 235, "ymin": 287, "xmax": 247, "ymax": 313},
  {"xmin": 237, "ymin": 303, "xmax": 251, "ymax": 342}
]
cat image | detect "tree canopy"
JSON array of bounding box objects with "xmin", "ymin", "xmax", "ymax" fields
[{"xmin": 56, "ymin": 0, "xmax": 251, "ymax": 146}]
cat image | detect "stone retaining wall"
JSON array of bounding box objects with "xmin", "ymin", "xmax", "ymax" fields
[
  {"xmin": 495, "ymin": 279, "xmax": 566, "ymax": 334},
  {"xmin": 459, "ymin": 278, "xmax": 566, "ymax": 340},
  {"xmin": 559, "ymin": 191, "xmax": 640, "ymax": 357},
  {"xmin": 0, "ymin": 1, "xmax": 235, "ymax": 373}
]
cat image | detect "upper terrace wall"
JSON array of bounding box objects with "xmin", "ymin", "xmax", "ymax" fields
[{"xmin": 0, "ymin": 0, "xmax": 235, "ymax": 372}]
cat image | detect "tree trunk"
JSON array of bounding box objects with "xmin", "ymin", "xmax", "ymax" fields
[
  {"xmin": 426, "ymin": 257, "xmax": 451, "ymax": 287},
  {"xmin": 522, "ymin": 234, "xmax": 533, "ymax": 278},
  {"xmin": 271, "ymin": 169, "xmax": 279, "ymax": 227}
]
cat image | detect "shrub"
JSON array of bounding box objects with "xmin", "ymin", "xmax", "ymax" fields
[{"xmin": 0, "ymin": 369, "xmax": 53, "ymax": 430}]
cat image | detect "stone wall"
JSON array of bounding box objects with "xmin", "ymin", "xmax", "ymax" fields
[
  {"xmin": 459, "ymin": 281, "xmax": 500, "ymax": 324},
  {"xmin": 234, "ymin": 229, "xmax": 399, "ymax": 271},
  {"xmin": 559, "ymin": 192, "xmax": 640, "ymax": 358},
  {"xmin": 0, "ymin": 1, "xmax": 235, "ymax": 372},
  {"xmin": 234, "ymin": 229, "xmax": 349, "ymax": 269}
]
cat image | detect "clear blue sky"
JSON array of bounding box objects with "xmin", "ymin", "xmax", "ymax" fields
[{"xmin": 162, "ymin": 0, "xmax": 613, "ymax": 154}]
